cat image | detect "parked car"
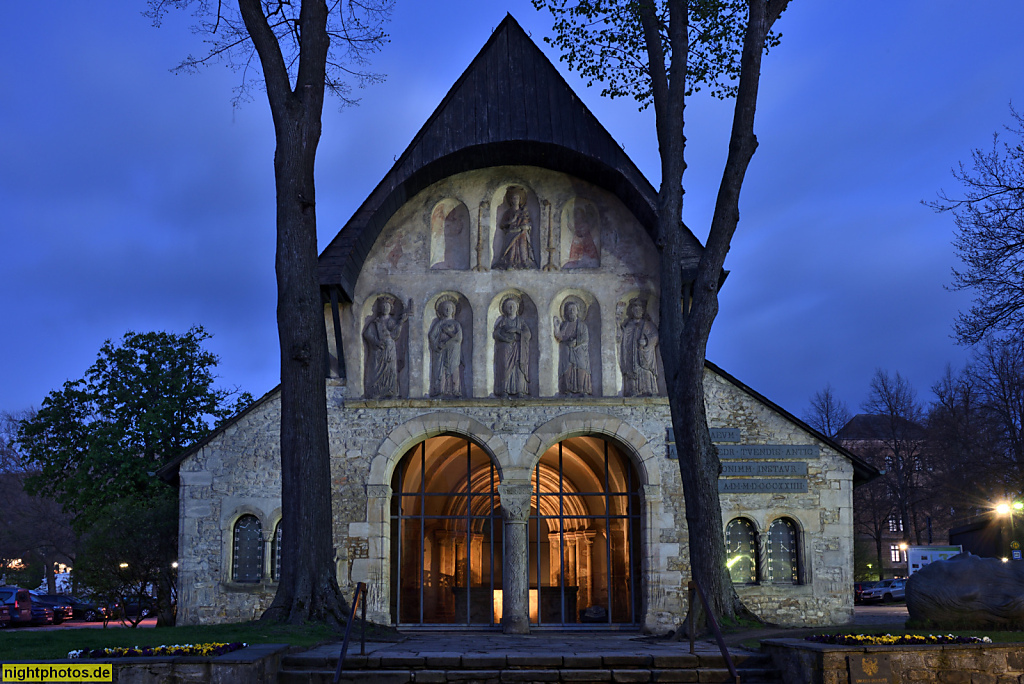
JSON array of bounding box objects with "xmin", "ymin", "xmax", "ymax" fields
[
  {"xmin": 31, "ymin": 594, "xmax": 74, "ymax": 624},
  {"xmin": 0, "ymin": 587, "xmax": 34, "ymax": 625},
  {"xmin": 64, "ymin": 595, "xmax": 109, "ymax": 622},
  {"xmin": 854, "ymin": 581, "xmax": 877, "ymax": 604},
  {"xmin": 0, "ymin": 604, "xmax": 10, "ymax": 628},
  {"xmin": 115, "ymin": 596, "xmax": 156, "ymax": 619},
  {"xmin": 31, "ymin": 604, "xmax": 54, "ymax": 625},
  {"xmin": 862, "ymin": 578, "xmax": 906, "ymax": 603}
]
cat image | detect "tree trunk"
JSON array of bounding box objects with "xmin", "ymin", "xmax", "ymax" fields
[
  {"xmin": 46, "ymin": 557, "xmax": 56, "ymax": 595},
  {"xmin": 237, "ymin": 0, "xmax": 347, "ymax": 626},
  {"xmin": 875, "ymin": 535, "xmax": 884, "ymax": 580},
  {"xmin": 656, "ymin": 0, "xmax": 785, "ymax": 632},
  {"xmin": 261, "ymin": 98, "xmax": 347, "ymax": 626}
]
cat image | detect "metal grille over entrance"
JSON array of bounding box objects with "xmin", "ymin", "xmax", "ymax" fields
[
  {"xmin": 390, "ymin": 434, "xmax": 641, "ymax": 628},
  {"xmin": 391, "ymin": 436, "xmax": 502, "ymax": 626},
  {"xmin": 529, "ymin": 437, "xmax": 641, "ymax": 627}
]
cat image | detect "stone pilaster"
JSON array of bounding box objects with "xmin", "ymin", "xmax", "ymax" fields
[{"xmin": 498, "ymin": 481, "xmax": 532, "ymax": 634}]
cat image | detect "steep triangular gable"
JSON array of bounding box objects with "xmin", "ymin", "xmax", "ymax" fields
[
  {"xmin": 705, "ymin": 360, "xmax": 880, "ymax": 486},
  {"xmin": 317, "ymin": 14, "xmax": 704, "ymax": 299}
]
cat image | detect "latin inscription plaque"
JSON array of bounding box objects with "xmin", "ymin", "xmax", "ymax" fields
[
  {"xmin": 666, "ymin": 427, "xmax": 741, "ymax": 443},
  {"xmin": 717, "ymin": 444, "xmax": 819, "ymax": 459},
  {"xmin": 665, "ymin": 427, "xmax": 743, "ymax": 458},
  {"xmin": 718, "ymin": 479, "xmax": 808, "ymax": 493},
  {"xmin": 720, "ymin": 461, "xmax": 808, "ymax": 477}
]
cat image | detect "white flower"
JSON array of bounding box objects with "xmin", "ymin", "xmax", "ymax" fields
[
  {"xmin": 983, "ymin": 636, "xmax": 992, "ymax": 643},
  {"xmin": 68, "ymin": 649, "xmax": 84, "ymax": 659}
]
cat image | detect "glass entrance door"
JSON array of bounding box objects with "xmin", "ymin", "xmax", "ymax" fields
[
  {"xmin": 390, "ymin": 436, "xmax": 502, "ymax": 626},
  {"xmin": 528, "ymin": 437, "xmax": 641, "ymax": 626}
]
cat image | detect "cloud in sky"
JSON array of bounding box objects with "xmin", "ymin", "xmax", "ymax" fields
[{"xmin": 1, "ymin": 1, "xmax": 1020, "ymax": 421}]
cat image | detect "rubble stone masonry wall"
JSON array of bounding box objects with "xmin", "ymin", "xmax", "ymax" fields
[{"xmin": 176, "ymin": 367, "xmax": 854, "ymax": 630}]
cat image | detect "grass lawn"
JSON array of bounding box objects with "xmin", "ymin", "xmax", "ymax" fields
[{"xmin": 0, "ymin": 620, "xmax": 401, "ymax": 661}]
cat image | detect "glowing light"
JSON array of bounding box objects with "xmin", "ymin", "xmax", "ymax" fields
[
  {"xmin": 119, "ymin": 563, "xmax": 129, "ymax": 569},
  {"xmin": 1014, "ymin": 502, "xmax": 1024, "ymax": 511},
  {"xmin": 997, "ymin": 503, "xmax": 1012, "ymax": 515},
  {"xmin": 492, "ymin": 589, "xmax": 539, "ymax": 624},
  {"xmin": 899, "ymin": 543, "xmax": 908, "ymax": 551},
  {"xmin": 1003, "ymin": 557, "xmax": 1010, "ymax": 563},
  {"xmin": 171, "ymin": 561, "xmax": 178, "ymax": 569}
]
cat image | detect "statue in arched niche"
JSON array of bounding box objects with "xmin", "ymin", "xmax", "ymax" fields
[
  {"xmin": 493, "ymin": 295, "xmax": 532, "ymax": 397},
  {"xmin": 619, "ymin": 297, "xmax": 659, "ymax": 397},
  {"xmin": 363, "ymin": 295, "xmax": 411, "ymax": 399},
  {"xmin": 496, "ymin": 187, "xmax": 536, "ymax": 270},
  {"xmin": 563, "ymin": 200, "xmax": 600, "ymax": 269},
  {"xmin": 428, "ymin": 296, "xmax": 464, "ymax": 398},
  {"xmin": 553, "ymin": 297, "xmax": 592, "ymax": 396}
]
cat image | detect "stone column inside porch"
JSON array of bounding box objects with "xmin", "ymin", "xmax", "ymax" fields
[{"xmin": 498, "ymin": 481, "xmax": 532, "ymax": 634}]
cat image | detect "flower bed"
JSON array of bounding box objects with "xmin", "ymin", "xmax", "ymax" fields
[
  {"xmin": 68, "ymin": 642, "xmax": 247, "ymax": 659},
  {"xmin": 805, "ymin": 633, "xmax": 991, "ymax": 646}
]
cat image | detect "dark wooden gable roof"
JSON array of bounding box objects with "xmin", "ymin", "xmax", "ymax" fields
[{"xmin": 317, "ymin": 13, "xmax": 704, "ymax": 299}]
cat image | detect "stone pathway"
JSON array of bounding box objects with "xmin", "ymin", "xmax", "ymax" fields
[{"xmin": 299, "ymin": 631, "xmax": 729, "ymax": 662}]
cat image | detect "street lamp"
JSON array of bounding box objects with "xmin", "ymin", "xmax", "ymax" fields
[{"xmin": 997, "ymin": 503, "xmax": 1012, "ymax": 516}]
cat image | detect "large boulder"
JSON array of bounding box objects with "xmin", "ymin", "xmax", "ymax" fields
[{"xmin": 906, "ymin": 552, "xmax": 1024, "ymax": 628}]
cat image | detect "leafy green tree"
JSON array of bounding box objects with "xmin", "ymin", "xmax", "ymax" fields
[
  {"xmin": 533, "ymin": 0, "xmax": 789, "ymax": 625},
  {"xmin": 17, "ymin": 327, "xmax": 249, "ymax": 624},
  {"xmin": 18, "ymin": 327, "xmax": 248, "ymax": 529},
  {"xmin": 144, "ymin": 0, "xmax": 391, "ymax": 625},
  {"xmin": 74, "ymin": 498, "xmax": 178, "ymax": 628}
]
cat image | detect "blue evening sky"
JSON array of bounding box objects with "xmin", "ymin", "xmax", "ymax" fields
[{"xmin": 3, "ymin": 1, "xmax": 1022, "ymax": 422}]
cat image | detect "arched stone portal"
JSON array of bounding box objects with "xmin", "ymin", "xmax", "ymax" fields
[
  {"xmin": 388, "ymin": 433, "xmax": 642, "ymax": 630},
  {"xmin": 390, "ymin": 435, "xmax": 503, "ymax": 626},
  {"xmin": 524, "ymin": 437, "xmax": 642, "ymax": 627}
]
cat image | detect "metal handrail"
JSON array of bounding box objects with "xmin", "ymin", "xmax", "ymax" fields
[
  {"xmin": 687, "ymin": 580, "xmax": 740, "ymax": 684},
  {"xmin": 332, "ymin": 582, "xmax": 367, "ymax": 684}
]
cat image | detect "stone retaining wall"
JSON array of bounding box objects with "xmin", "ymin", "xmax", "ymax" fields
[
  {"xmin": 0, "ymin": 644, "xmax": 287, "ymax": 684},
  {"xmin": 762, "ymin": 638, "xmax": 1024, "ymax": 684}
]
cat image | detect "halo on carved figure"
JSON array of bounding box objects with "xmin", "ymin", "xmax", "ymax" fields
[
  {"xmin": 561, "ymin": 295, "xmax": 588, "ymax": 322},
  {"xmin": 504, "ymin": 185, "xmax": 527, "ymax": 207},
  {"xmin": 374, "ymin": 294, "xmax": 398, "ymax": 314},
  {"xmin": 499, "ymin": 293, "xmax": 523, "ymax": 316},
  {"xmin": 627, "ymin": 296, "xmax": 648, "ymax": 316},
  {"xmin": 434, "ymin": 294, "xmax": 459, "ymax": 318}
]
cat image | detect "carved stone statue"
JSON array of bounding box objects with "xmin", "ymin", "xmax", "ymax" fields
[
  {"xmin": 362, "ymin": 295, "xmax": 410, "ymax": 399},
  {"xmin": 493, "ymin": 295, "xmax": 532, "ymax": 397},
  {"xmin": 619, "ymin": 298, "xmax": 659, "ymax": 397},
  {"xmin": 428, "ymin": 296, "xmax": 464, "ymax": 398},
  {"xmin": 907, "ymin": 553, "xmax": 1024, "ymax": 628},
  {"xmin": 496, "ymin": 187, "xmax": 536, "ymax": 269},
  {"xmin": 553, "ymin": 298, "xmax": 592, "ymax": 396}
]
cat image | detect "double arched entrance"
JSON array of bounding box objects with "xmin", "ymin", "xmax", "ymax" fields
[{"xmin": 389, "ymin": 434, "xmax": 642, "ymax": 629}]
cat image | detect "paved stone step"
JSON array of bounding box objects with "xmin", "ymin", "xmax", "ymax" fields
[
  {"xmin": 277, "ymin": 666, "xmax": 781, "ymax": 684},
  {"xmin": 280, "ymin": 652, "xmax": 774, "ymax": 671}
]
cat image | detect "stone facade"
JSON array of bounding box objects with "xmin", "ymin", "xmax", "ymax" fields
[
  {"xmin": 177, "ymin": 367, "xmax": 855, "ymax": 630},
  {"xmin": 174, "ymin": 20, "xmax": 862, "ymax": 632}
]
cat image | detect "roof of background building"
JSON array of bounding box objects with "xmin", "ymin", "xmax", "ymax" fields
[{"xmin": 836, "ymin": 413, "xmax": 927, "ymax": 442}]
